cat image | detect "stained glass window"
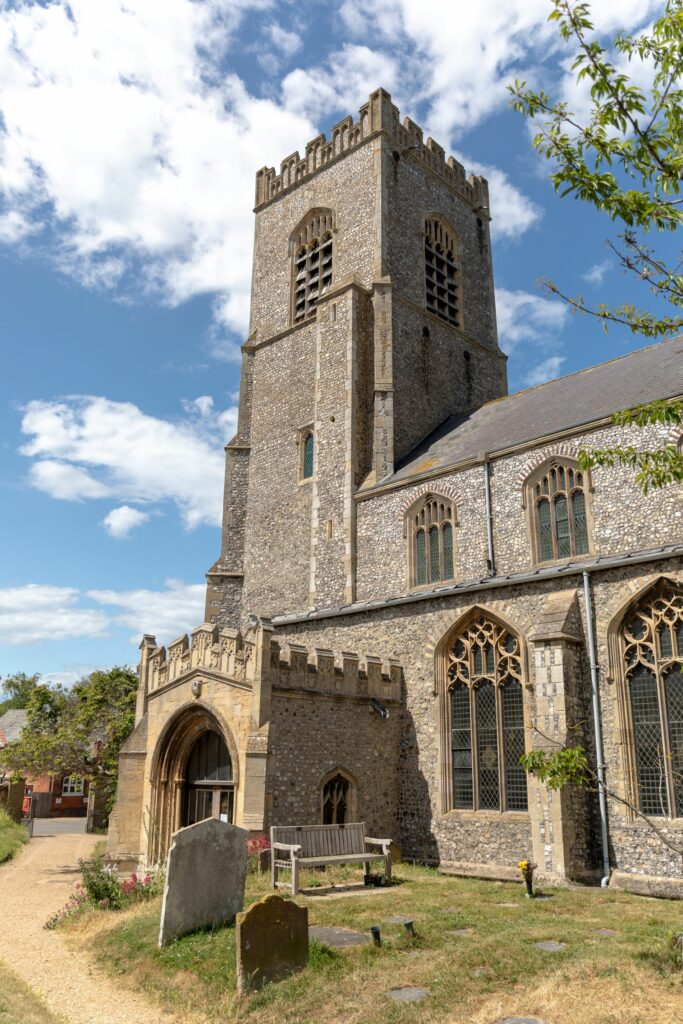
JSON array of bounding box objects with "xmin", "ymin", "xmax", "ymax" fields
[
  {"xmin": 623, "ymin": 583, "xmax": 683, "ymax": 817},
  {"xmin": 531, "ymin": 459, "xmax": 591, "ymax": 562},
  {"xmin": 447, "ymin": 615, "xmax": 527, "ymax": 813},
  {"xmin": 410, "ymin": 496, "xmax": 456, "ymax": 587}
]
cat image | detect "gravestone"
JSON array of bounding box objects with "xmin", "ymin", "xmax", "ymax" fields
[
  {"xmin": 158, "ymin": 817, "xmax": 247, "ymax": 947},
  {"xmin": 533, "ymin": 939, "xmax": 567, "ymax": 953},
  {"xmin": 236, "ymin": 894, "xmax": 308, "ymax": 993},
  {"xmin": 309, "ymin": 925, "xmax": 369, "ymax": 948}
]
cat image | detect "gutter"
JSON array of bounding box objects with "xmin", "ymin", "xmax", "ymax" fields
[{"xmin": 582, "ymin": 570, "xmax": 611, "ymax": 887}]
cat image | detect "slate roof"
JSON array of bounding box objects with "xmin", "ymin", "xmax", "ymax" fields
[
  {"xmin": 0, "ymin": 709, "xmax": 27, "ymax": 747},
  {"xmin": 391, "ymin": 336, "xmax": 683, "ymax": 484}
]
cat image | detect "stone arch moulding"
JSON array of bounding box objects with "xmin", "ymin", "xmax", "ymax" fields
[
  {"xmin": 605, "ymin": 573, "xmax": 683, "ymax": 822},
  {"xmin": 401, "ymin": 483, "xmax": 462, "ymax": 527},
  {"xmin": 318, "ymin": 766, "xmax": 359, "ymax": 824},
  {"xmin": 431, "ymin": 604, "xmax": 530, "ymax": 816},
  {"xmin": 148, "ymin": 700, "xmax": 240, "ymax": 865},
  {"xmin": 288, "ymin": 206, "xmax": 336, "ymax": 254},
  {"xmin": 516, "ymin": 446, "xmax": 592, "ymax": 505}
]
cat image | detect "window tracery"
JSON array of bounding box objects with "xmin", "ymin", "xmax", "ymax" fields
[
  {"xmin": 425, "ymin": 216, "xmax": 460, "ymax": 327},
  {"xmin": 527, "ymin": 458, "xmax": 590, "ymax": 563},
  {"xmin": 408, "ymin": 494, "xmax": 455, "ymax": 587},
  {"xmin": 621, "ymin": 582, "xmax": 683, "ymax": 818},
  {"xmin": 292, "ymin": 210, "xmax": 334, "ymax": 324},
  {"xmin": 322, "ymin": 773, "xmax": 349, "ymax": 825},
  {"xmin": 447, "ymin": 615, "xmax": 527, "ymax": 812}
]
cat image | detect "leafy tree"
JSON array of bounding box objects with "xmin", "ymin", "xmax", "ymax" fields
[
  {"xmin": 0, "ymin": 673, "xmax": 41, "ymax": 716},
  {"xmin": 0, "ymin": 667, "xmax": 138, "ymax": 820},
  {"xmin": 509, "ymin": 0, "xmax": 683, "ymax": 492}
]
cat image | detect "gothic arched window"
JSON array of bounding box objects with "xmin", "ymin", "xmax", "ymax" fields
[
  {"xmin": 321, "ymin": 770, "xmax": 356, "ymax": 824},
  {"xmin": 291, "ymin": 210, "xmax": 334, "ymax": 324},
  {"xmin": 527, "ymin": 458, "xmax": 591, "ymax": 563},
  {"xmin": 447, "ymin": 614, "xmax": 527, "ymax": 812},
  {"xmin": 408, "ymin": 494, "xmax": 455, "ymax": 587},
  {"xmin": 300, "ymin": 429, "xmax": 314, "ymax": 481},
  {"xmin": 621, "ymin": 582, "xmax": 683, "ymax": 818},
  {"xmin": 425, "ymin": 216, "xmax": 461, "ymax": 328}
]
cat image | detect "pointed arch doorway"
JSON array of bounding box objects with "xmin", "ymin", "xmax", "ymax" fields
[{"xmin": 183, "ymin": 730, "xmax": 235, "ymax": 827}]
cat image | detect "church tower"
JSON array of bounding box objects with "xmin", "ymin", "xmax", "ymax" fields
[{"xmin": 205, "ymin": 89, "xmax": 507, "ymax": 627}]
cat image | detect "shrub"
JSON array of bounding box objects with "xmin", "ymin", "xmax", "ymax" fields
[
  {"xmin": 79, "ymin": 855, "xmax": 123, "ymax": 909},
  {"xmin": 247, "ymin": 833, "xmax": 270, "ymax": 874},
  {"xmin": 0, "ymin": 809, "xmax": 29, "ymax": 864}
]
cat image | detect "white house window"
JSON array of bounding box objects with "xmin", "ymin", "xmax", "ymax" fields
[{"xmin": 62, "ymin": 776, "xmax": 84, "ymax": 796}]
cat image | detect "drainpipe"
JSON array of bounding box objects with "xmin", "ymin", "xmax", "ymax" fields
[
  {"xmin": 483, "ymin": 456, "xmax": 496, "ymax": 576},
  {"xmin": 582, "ymin": 570, "xmax": 611, "ymax": 886}
]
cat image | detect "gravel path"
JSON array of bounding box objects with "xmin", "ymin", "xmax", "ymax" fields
[{"xmin": 0, "ymin": 829, "xmax": 177, "ymax": 1024}]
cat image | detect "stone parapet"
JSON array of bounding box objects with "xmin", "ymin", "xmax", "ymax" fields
[
  {"xmin": 254, "ymin": 88, "xmax": 487, "ymax": 211},
  {"xmin": 139, "ymin": 623, "xmax": 402, "ymax": 706}
]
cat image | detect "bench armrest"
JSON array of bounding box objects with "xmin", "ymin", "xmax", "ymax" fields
[
  {"xmin": 272, "ymin": 842, "xmax": 302, "ymax": 856},
  {"xmin": 365, "ymin": 837, "xmax": 392, "ymax": 852}
]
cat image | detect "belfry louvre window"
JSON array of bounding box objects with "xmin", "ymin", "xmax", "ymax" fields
[
  {"xmin": 447, "ymin": 615, "xmax": 527, "ymax": 812},
  {"xmin": 528, "ymin": 459, "xmax": 590, "ymax": 563},
  {"xmin": 622, "ymin": 583, "xmax": 683, "ymax": 818},
  {"xmin": 425, "ymin": 217, "xmax": 460, "ymax": 327},
  {"xmin": 409, "ymin": 495, "xmax": 455, "ymax": 587},
  {"xmin": 292, "ymin": 211, "xmax": 334, "ymax": 323}
]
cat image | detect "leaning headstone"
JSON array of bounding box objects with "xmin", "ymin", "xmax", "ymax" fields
[
  {"xmin": 236, "ymin": 894, "xmax": 308, "ymax": 993},
  {"xmin": 158, "ymin": 818, "xmax": 247, "ymax": 947}
]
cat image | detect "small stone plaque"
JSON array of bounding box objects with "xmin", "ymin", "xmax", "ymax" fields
[
  {"xmin": 447, "ymin": 927, "xmax": 475, "ymax": 937},
  {"xmin": 594, "ymin": 928, "xmax": 617, "ymax": 937},
  {"xmin": 383, "ymin": 915, "xmax": 414, "ymax": 924},
  {"xmin": 309, "ymin": 926, "xmax": 369, "ymax": 948},
  {"xmin": 385, "ymin": 987, "xmax": 430, "ymax": 1003},
  {"xmin": 236, "ymin": 894, "xmax": 308, "ymax": 993},
  {"xmin": 497, "ymin": 902, "xmax": 520, "ymax": 908},
  {"xmin": 533, "ymin": 940, "xmax": 567, "ymax": 953}
]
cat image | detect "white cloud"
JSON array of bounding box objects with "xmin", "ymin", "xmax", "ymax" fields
[
  {"xmin": 102, "ymin": 505, "xmax": 151, "ymax": 539},
  {"xmin": 20, "ymin": 395, "xmax": 237, "ymax": 529},
  {"xmin": 268, "ymin": 23, "xmax": 302, "ymax": 58},
  {"xmin": 582, "ymin": 259, "xmax": 612, "ymax": 286},
  {"xmin": 523, "ymin": 354, "xmax": 566, "ymax": 387},
  {"xmin": 88, "ymin": 579, "xmax": 207, "ymax": 644},
  {"xmin": 281, "ymin": 44, "xmax": 398, "ymax": 123},
  {"xmin": 495, "ymin": 287, "xmax": 569, "ymax": 352},
  {"xmin": 0, "ymin": 585, "xmax": 109, "ymax": 646}
]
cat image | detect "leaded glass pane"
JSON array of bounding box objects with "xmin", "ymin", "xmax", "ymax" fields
[
  {"xmin": 502, "ymin": 681, "xmax": 527, "ymax": 811},
  {"xmin": 572, "ymin": 489, "xmax": 589, "ymax": 554},
  {"xmin": 485, "ymin": 643, "xmax": 494, "ymax": 675},
  {"xmin": 451, "ymin": 684, "xmax": 473, "ymax": 809},
  {"xmin": 537, "ymin": 500, "xmax": 553, "ymax": 561},
  {"xmin": 555, "ymin": 495, "xmax": 570, "ymax": 558},
  {"xmin": 659, "ymin": 624, "xmax": 674, "ymax": 659},
  {"xmin": 677, "ymin": 621, "xmax": 683, "ymax": 656},
  {"xmin": 476, "ymin": 682, "xmax": 500, "ymax": 810},
  {"xmin": 629, "ymin": 667, "xmax": 668, "ymax": 816},
  {"xmin": 322, "ymin": 774, "xmax": 349, "ymax": 825},
  {"xmin": 443, "ymin": 522, "xmax": 454, "ymax": 580},
  {"xmin": 416, "ymin": 530, "xmax": 426, "ymax": 586},
  {"xmin": 474, "ymin": 647, "xmax": 483, "ymax": 676},
  {"xmin": 303, "ymin": 434, "xmax": 314, "ymax": 479},
  {"xmin": 665, "ymin": 669, "xmax": 683, "ymax": 816},
  {"xmin": 429, "ymin": 525, "xmax": 440, "ymax": 582}
]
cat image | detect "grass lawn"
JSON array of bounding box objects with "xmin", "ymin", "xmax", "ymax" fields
[
  {"xmin": 0, "ymin": 960, "xmax": 64, "ymax": 1024},
  {"xmin": 65, "ymin": 864, "xmax": 683, "ymax": 1024},
  {"xmin": 0, "ymin": 810, "xmax": 28, "ymax": 865}
]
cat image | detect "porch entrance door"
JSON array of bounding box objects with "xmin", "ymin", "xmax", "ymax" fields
[{"xmin": 182, "ymin": 730, "xmax": 234, "ymax": 827}]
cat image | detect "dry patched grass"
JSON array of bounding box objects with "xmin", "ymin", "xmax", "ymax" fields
[
  {"xmin": 65, "ymin": 864, "xmax": 683, "ymax": 1024},
  {"xmin": 0, "ymin": 959, "xmax": 65, "ymax": 1024}
]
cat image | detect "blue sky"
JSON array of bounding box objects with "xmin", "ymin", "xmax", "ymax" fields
[{"xmin": 0, "ymin": 0, "xmax": 673, "ymax": 685}]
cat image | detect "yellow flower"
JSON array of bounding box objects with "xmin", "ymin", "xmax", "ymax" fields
[{"xmin": 518, "ymin": 860, "xmax": 529, "ymax": 870}]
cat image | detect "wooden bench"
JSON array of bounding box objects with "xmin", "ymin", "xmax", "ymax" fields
[{"xmin": 270, "ymin": 822, "xmax": 392, "ymax": 895}]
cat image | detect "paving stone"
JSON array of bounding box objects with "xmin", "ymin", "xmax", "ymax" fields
[
  {"xmin": 385, "ymin": 987, "xmax": 430, "ymax": 1003},
  {"xmin": 594, "ymin": 928, "xmax": 617, "ymax": 937},
  {"xmin": 309, "ymin": 926, "xmax": 369, "ymax": 948},
  {"xmin": 533, "ymin": 940, "xmax": 567, "ymax": 953}
]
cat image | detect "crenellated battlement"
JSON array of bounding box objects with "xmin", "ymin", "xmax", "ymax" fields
[
  {"xmin": 139, "ymin": 623, "xmax": 402, "ymax": 704},
  {"xmin": 255, "ymin": 88, "xmax": 489, "ymax": 211}
]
